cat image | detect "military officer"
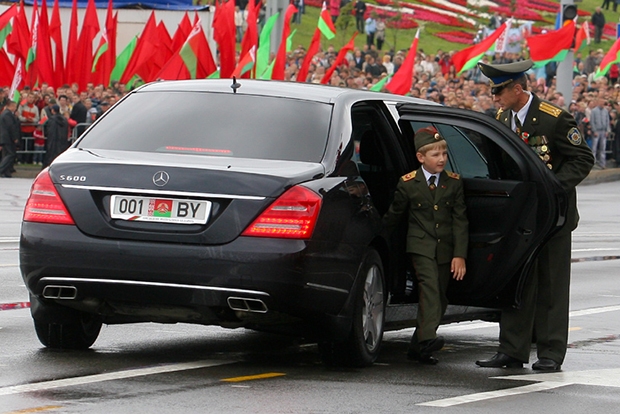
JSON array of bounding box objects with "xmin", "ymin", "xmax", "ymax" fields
[
  {"xmin": 383, "ymin": 127, "xmax": 468, "ymax": 364},
  {"xmin": 475, "ymin": 59, "xmax": 594, "ymax": 371}
]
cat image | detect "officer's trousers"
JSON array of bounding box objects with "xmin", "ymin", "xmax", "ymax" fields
[{"xmin": 498, "ymin": 232, "xmax": 572, "ymax": 364}]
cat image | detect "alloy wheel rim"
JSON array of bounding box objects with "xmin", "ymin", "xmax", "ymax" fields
[{"xmin": 362, "ymin": 264, "xmax": 384, "ymax": 353}]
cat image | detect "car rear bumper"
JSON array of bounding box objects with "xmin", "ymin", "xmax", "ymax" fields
[{"xmin": 20, "ymin": 222, "xmax": 361, "ymax": 340}]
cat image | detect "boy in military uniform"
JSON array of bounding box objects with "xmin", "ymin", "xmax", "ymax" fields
[
  {"xmin": 476, "ymin": 59, "xmax": 594, "ymax": 371},
  {"xmin": 383, "ymin": 127, "xmax": 469, "ymax": 364}
]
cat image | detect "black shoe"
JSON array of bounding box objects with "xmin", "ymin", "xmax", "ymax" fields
[
  {"xmin": 532, "ymin": 358, "xmax": 561, "ymax": 372},
  {"xmin": 419, "ymin": 336, "xmax": 445, "ymax": 355},
  {"xmin": 1, "ymin": 173, "xmax": 12, "ymax": 178},
  {"xmin": 476, "ymin": 352, "xmax": 523, "ymax": 368},
  {"xmin": 418, "ymin": 355, "xmax": 439, "ymax": 365},
  {"xmin": 407, "ymin": 336, "xmax": 444, "ymax": 361}
]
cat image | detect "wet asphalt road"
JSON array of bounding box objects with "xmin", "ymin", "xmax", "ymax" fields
[{"xmin": 1, "ymin": 178, "xmax": 620, "ymax": 414}]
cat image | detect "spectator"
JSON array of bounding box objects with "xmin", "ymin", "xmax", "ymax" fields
[
  {"xmin": 69, "ymin": 94, "xmax": 87, "ymax": 124},
  {"xmin": 589, "ymin": 98, "xmax": 610, "ymax": 169},
  {"xmin": 234, "ymin": 6, "xmax": 246, "ymax": 43},
  {"xmin": 382, "ymin": 54, "xmax": 394, "ymax": 75},
  {"xmin": 354, "ymin": 0, "xmax": 366, "ymax": 33},
  {"xmin": 17, "ymin": 92, "xmax": 40, "ymax": 164},
  {"xmin": 0, "ymin": 101, "xmax": 20, "ymax": 178},
  {"xmin": 329, "ymin": 0, "xmax": 340, "ymax": 24},
  {"xmin": 365, "ymin": 14, "xmax": 377, "ymax": 47},
  {"xmin": 42, "ymin": 105, "xmax": 69, "ymax": 168},
  {"xmin": 375, "ymin": 18, "xmax": 386, "ymax": 51},
  {"xmin": 591, "ymin": 7, "xmax": 606, "ymax": 44}
]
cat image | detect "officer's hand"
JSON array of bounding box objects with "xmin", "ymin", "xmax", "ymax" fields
[{"xmin": 451, "ymin": 257, "xmax": 466, "ymax": 281}]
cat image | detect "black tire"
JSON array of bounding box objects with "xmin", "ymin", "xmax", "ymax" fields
[
  {"xmin": 320, "ymin": 248, "xmax": 385, "ymax": 367},
  {"xmin": 34, "ymin": 311, "xmax": 103, "ymax": 350}
]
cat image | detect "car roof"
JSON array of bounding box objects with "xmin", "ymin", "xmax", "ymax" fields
[{"xmin": 136, "ymin": 79, "xmax": 429, "ymax": 105}]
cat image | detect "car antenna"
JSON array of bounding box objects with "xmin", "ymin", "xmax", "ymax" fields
[{"xmin": 231, "ymin": 77, "xmax": 241, "ymax": 94}]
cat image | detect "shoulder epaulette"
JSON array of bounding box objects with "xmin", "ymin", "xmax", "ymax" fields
[
  {"xmin": 539, "ymin": 101, "xmax": 562, "ymax": 118},
  {"xmin": 402, "ymin": 170, "xmax": 417, "ymax": 181},
  {"xmin": 495, "ymin": 108, "xmax": 503, "ymax": 120},
  {"xmin": 446, "ymin": 171, "xmax": 460, "ymax": 180}
]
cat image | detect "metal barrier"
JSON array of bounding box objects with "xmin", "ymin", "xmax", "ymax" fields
[{"xmin": 14, "ymin": 122, "xmax": 91, "ymax": 160}]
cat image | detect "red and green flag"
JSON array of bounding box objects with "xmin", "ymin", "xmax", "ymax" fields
[
  {"xmin": 232, "ymin": 45, "xmax": 256, "ymax": 78},
  {"xmin": 386, "ymin": 29, "xmax": 419, "ymax": 95},
  {"xmin": 595, "ymin": 38, "xmax": 620, "ymax": 79},
  {"xmin": 157, "ymin": 19, "xmax": 217, "ymax": 80},
  {"xmin": 318, "ymin": 1, "xmax": 336, "ymax": 40},
  {"xmin": 9, "ymin": 59, "xmax": 24, "ymax": 103},
  {"xmin": 321, "ymin": 31, "xmax": 357, "ymax": 85},
  {"xmin": 239, "ymin": 0, "xmax": 258, "ymax": 78},
  {"xmin": 121, "ymin": 11, "xmax": 158, "ymax": 83},
  {"xmin": 110, "ymin": 35, "xmax": 138, "ymax": 83},
  {"xmin": 25, "ymin": 0, "xmax": 38, "ymax": 74},
  {"xmin": 574, "ymin": 21, "xmax": 590, "ymax": 53},
  {"xmin": 526, "ymin": 20, "xmax": 575, "ymax": 68},
  {"xmin": 7, "ymin": 1, "xmax": 30, "ymax": 64},
  {"xmin": 92, "ymin": 0, "xmax": 117, "ymax": 87},
  {"xmin": 452, "ymin": 21, "xmax": 508, "ymax": 74},
  {"xmin": 0, "ymin": 4, "xmax": 17, "ymax": 47},
  {"xmin": 370, "ymin": 74, "xmax": 391, "ymax": 92}
]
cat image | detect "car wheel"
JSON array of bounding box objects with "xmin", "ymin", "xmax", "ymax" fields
[
  {"xmin": 320, "ymin": 248, "xmax": 385, "ymax": 367},
  {"xmin": 34, "ymin": 311, "xmax": 103, "ymax": 350}
]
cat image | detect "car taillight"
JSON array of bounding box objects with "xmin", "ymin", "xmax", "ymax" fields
[
  {"xmin": 23, "ymin": 169, "xmax": 75, "ymax": 225},
  {"xmin": 242, "ymin": 186, "xmax": 322, "ymax": 239}
]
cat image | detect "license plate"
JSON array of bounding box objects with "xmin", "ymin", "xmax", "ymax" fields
[{"xmin": 110, "ymin": 195, "xmax": 211, "ymax": 224}]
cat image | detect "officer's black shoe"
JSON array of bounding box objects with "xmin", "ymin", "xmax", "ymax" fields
[
  {"xmin": 476, "ymin": 352, "xmax": 523, "ymax": 368},
  {"xmin": 532, "ymin": 358, "xmax": 561, "ymax": 372}
]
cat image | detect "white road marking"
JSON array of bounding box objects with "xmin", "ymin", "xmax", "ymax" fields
[
  {"xmin": 0, "ymin": 360, "xmax": 235, "ymax": 396},
  {"xmin": 573, "ymin": 248, "xmax": 619, "ymax": 252},
  {"xmin": 441, "ymin": 305, "xmax": 620, "ymax": 333},
  {"xmin": 419, "ymin": 368, "xmax": 620, "ymax": 407},
  {"xmin": 494, "ymin": 368, "xmax": 620, "ymax": 388},
  {"xmin": 569, "ymin": 305, "xmax": 620, "ymax": 317},
  {"xmin": 418, "ymin": 382, "xmax": 570, "ymax": 407},
  {"xmin": 0, "ymin": 264, "xmax": 19, "ymax": 267}
]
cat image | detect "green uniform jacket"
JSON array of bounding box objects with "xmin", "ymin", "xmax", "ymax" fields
[
  {"xmin": 383, "ymin": 168, "xmax": 468, "ymax": 264},
  {"xmin": 496, "ymin": 94, "xmax": 595, "ymax": 233}
]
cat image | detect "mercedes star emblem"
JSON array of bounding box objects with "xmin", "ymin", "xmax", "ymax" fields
[{"xmin": 153, "ymin": 171, "xmax": 170, "ymax": 187}]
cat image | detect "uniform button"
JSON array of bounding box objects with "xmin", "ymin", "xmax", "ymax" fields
[
  {"xmin": 434, "ymin": 205, "xmax": 438, "ymax": 211},
  {"xmin": 436, "ymin": 223, "xmax": 439, "ymax": 228},
  {"xmin": 417, "ymin": 203, "xmax": 421, "ymax": 207},
  {"xmin": 437, "ymin": 239, "xmax": 441, "ymax": 243}
]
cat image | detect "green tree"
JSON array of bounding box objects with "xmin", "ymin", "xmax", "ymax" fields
[{"xmin": 336, "ymin": 2, "xmax": 355, "ymax": 43}]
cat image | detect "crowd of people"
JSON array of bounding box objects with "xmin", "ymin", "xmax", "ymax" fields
[
  {"xmin": 3, "ymin": 12, "xmax": 620, "ymax": 177},
  {"xmin": 278, "ymin": 41, "xmax": 620, "ymax": 170},
  {"xmin": 0, "ymin": 82, "xmax": 119, "ymax": 178}
]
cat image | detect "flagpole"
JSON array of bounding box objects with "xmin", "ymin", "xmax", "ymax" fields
[{"xmin": 557, "ymin": 0, "xmax": 575, "ymax": 109}]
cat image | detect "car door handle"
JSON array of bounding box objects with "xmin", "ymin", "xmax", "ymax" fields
[{"xmin": 518, "ymin": 227, "xmax": 533, "ymax": 236}]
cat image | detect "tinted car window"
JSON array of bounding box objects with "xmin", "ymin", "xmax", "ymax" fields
[{"xmin": 77, "ymin": 92, "xmax": 332, "ymax": 163}]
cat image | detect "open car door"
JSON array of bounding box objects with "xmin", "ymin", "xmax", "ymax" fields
[{"xmin": 396, "ymin": 103, "xmax": 568, "ymax": 308}]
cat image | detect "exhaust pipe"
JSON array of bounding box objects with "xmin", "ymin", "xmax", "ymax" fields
[
  {"xmin": 227, "ymin": 297, "xmax": 268, "ymax": 313},
  {"xmin": 42, "ymin": 285, "xmax": 78, "ymax": 300}
]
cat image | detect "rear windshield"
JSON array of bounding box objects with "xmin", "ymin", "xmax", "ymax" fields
[{"xmin": 77, "ymin": 91, "xmax": 332, "ymax": 163}]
